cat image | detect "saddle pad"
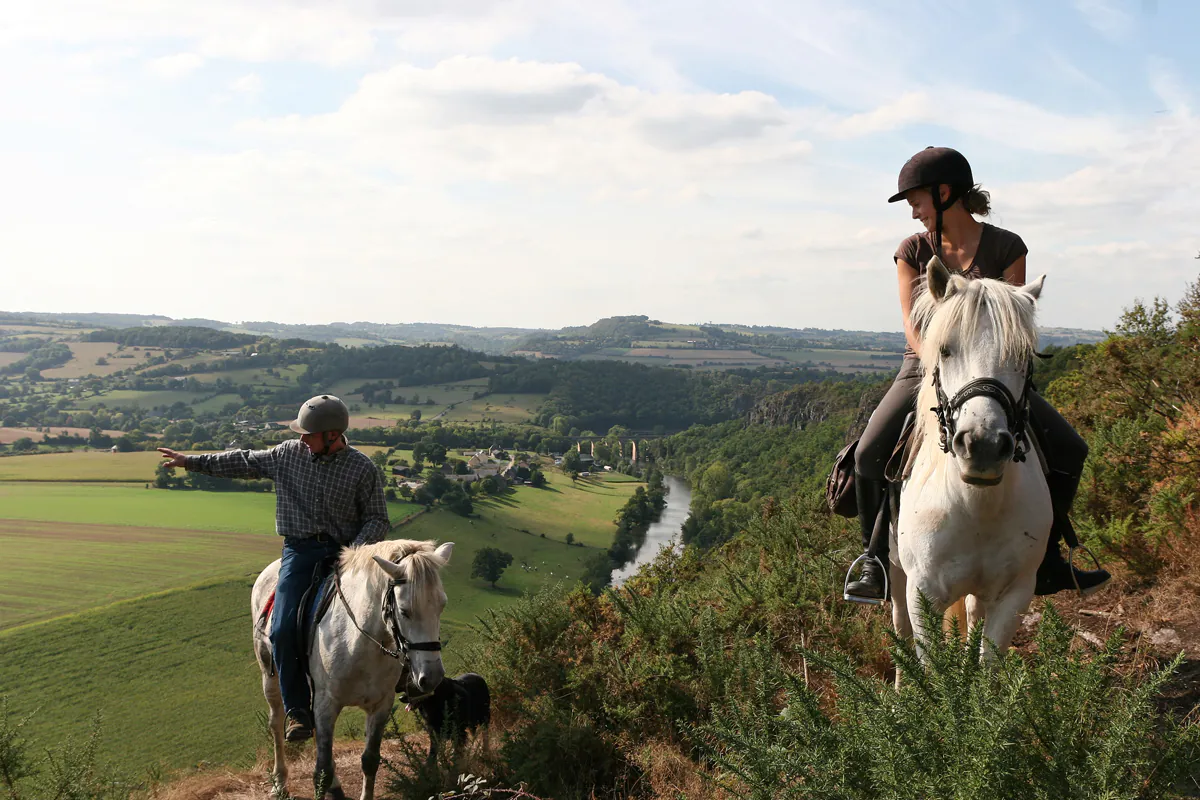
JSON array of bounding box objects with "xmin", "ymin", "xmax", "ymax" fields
[{"xmin": 256, "ymin": 567, "xmax": 339, "ymax": 656}]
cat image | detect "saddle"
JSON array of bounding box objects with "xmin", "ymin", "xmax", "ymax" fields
[{"xmin": 257, "ymin": 555, "xmax": 342, "ymax": 661}]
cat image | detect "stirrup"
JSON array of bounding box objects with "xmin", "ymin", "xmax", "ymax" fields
[
  {"xmin": 1067, "ymin": 544, "xmax": 1109, "ymax": 597},
  {"xmin": 843, "ymin": 553, "xmax": 889, "ymax": 606}
]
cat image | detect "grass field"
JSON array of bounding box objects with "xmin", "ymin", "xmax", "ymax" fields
[
  {"xmin": 76, "ymin": 389, "xmax": 212, "ymax": 410},
  {"xmin": 39, "ymin": 342, "xmax": 160, "ymax": 379},
  {"xmin": 0, "ymin": 451, "xmax": 185, "ymax": 481},
  {"xmin": 0, "ymin": 520, "xmax": 282, "ymax": 630},
  {"xmin": 185, "ymin": 365, "xmax": 308, "ymax": 387},
  {"xmin": 772, "ymin": 347, "xmax": 903, "ymax": 372},
  {"xmin": 0, "ymin": 482, "xmax": 423, "ymax": 535},
  {"xmin": 0, "ymin": 472, "xmax": 639, "ymax": 776},
  {"xmin": 0, "ymin": 578, "xmax": 432, "ymax": 778},
  {"xmin": 437, "ymin": 393, "xmax": 544, "ymax": 423},
  {"xmin": 0, "ymin": 426, "xmax": 127, "ymax": 444}
]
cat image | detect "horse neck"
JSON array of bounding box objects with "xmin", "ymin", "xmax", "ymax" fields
[{"xmin": 335, "ymin": 570, "xmax": 388, "ymax": 637}]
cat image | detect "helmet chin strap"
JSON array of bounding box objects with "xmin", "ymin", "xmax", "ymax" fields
[
  {"xmin": 932, "ymin": 183, "xmax": 967, "ymax": 259},
  {"xmin": 309, "ymin": 431, "xmax": 341, "ymax": 463}
]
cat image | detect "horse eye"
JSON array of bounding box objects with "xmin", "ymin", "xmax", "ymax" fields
[
  {"xmin": 939, "ymin": 345, "xmax": 953, "ymax": 358},
  {"xmin": 400, "ymin": 608, "xmax": 411, "ymax": 619}
]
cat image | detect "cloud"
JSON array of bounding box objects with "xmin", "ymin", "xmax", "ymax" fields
[
  {"xmin": 1, "ymin": 0, "xmax": 1198, "ymax": 333},
  {"xmin": 1073, "ymin": 0, "xmax": 1136, "ymax": 40},
  {"xmin": 230, "ymin": 73, "xmax": 262, "ymax": 96},
  {"xmin": 145, "ymin": 52, "xmax": 203, "ymax": 80},
  {"xmin": 245, "ymin": 57, "xmax": 814, "ymax": 191}
]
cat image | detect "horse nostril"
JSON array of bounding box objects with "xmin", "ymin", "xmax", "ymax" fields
[{"xmin": 996, "ymin": 432, "xmax": 1015, "ymax": 461}]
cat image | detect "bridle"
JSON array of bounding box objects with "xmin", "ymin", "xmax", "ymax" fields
[
  {"xmin": 333, "ymin": 562, "xmax": 442, "ymax": 662},
  {"xmin": 930, "ymin": 354, "xmax": 1040, "ymax": 463}
]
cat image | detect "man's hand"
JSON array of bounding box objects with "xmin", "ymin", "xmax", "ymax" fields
[{"xmin": 157, "ymin": 447, "xmax": 188, "ymax": 470}]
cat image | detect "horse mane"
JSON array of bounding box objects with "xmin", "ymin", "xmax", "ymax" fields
[
  {"xmin": 911, "ymin": 274, "xmax": 1040, "ymax": 449},
  {"xmin": 339, "ymin": 539, "xmax": 447, "ymax": 601}
]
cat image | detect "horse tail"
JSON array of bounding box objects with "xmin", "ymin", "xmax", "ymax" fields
[{"xmin": 943, "ymin": 597, "xmax": 968, "ymax": 635}]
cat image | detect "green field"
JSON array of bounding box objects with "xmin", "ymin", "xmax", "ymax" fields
[
  {"xmin": 0, "ymin": 469, "xmax": 639, "ymax": 775},
  {"xmin": 437, "ymin": 393, "xmax": 544, "ymax": 423},
  {"xmin": 0, "ymin": 482, "xmax": 421, "ymax": 536},
  {"xmin": 0, "ymin": 578, "xmax": 430, "ymax": 777},
  {"xmin": 0, "ymin": 520, "xmax": 281, "ymax": 630},
  {"xmin": 74, "ymin": 389, "xmax": 214, "ymax": 410},
  {"xmin": 185, "ymin": 365, "xmax": 308, "ymax": 387},
  {"xmin": 0, "ymin": 451, "xmax": 180, "ymax": 482},
  {"xmin": 772, "ymin": 347, "xmax": 903, "ymax": 372}
]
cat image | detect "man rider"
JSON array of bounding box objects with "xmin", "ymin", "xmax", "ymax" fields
[{"xmin": 158, "ymin": 394, "xmax": 389, "ymax": 741}]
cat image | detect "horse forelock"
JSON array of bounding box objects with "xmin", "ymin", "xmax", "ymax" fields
[
  {"xmin": 339, "ymin": 539, "xmax": 446, "ymax": 604},
  {"xmin": 912, "ymin": 278, "xmax": 1039, "ymax": 449}
]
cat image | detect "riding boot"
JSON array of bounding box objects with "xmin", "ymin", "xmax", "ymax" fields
[
  {"xmin": 845, "ymin": 472, "xmax": 888, "ymax": 600},
  {"xmin": 1035, "ymin": 470, "xmax": 1111, "ymax": 596}
]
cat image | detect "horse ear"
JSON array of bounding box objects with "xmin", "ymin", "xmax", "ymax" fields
[
  {"xmin": 435, "ymin": 542, "xmax": 454, "ymax": 565},
  {"xmin": 372, "ymin": 555, "xmax": 405, "ymax": 579},
  {"xmin": 927, "ymin": 256, "xmax": 953, "ymax": 301},
  {"xmin": 1021, "ymin": 274, "xmax": 1046, "ymax": 301}
]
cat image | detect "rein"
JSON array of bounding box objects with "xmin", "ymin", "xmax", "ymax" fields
[
  {"xmin": 930, "ymin": 354, "xmax": 1045, "ymax": 463},
  {"xmin": 332, "ymin": 566, "xmax": 442, "ymax": 662}
]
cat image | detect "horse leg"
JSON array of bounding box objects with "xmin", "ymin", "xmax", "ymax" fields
[
  {"xmin": 943, "ymin": 597, "xmax": 968, "ymax": 636},
  {"xmin": 981, "ymin": 579, "xmax": 1036, "ymax": 662},
  {"xmin": 313, "ymin": 694, "xmax": 345, "ymax": 800},
  {"xmin": 260, "ymin": 665, "xmax": 289, "ymax": 798},
  {"xmin": 889, "ymin": 562, "xmax": 911, "ymax": 690},
  {"xmin": 358, "ymin": 704, "xmax": 391, "ymax": 800},
  {"xmin": 906, "ymin": 579, "xmax": 950, "ymax": 664},
  {"xmin": 964, "ymin": 594, "xmax": 984, "ymax": 634}
]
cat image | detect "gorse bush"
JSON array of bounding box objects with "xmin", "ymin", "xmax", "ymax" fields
[
  {"xmin": 460, "ymin": 500, "xmax": 893, "ymax": 797},
  {"xmin": 1048, "ymin": 272, "xmax": 1200, "ymax": 582},
  {"xmin": 0, "ymin": 699, "xmax": 132, "ymax": 800},
  {"xmin": 701, "ymin": 600, "xmax": 1200, "ymax": 800}
]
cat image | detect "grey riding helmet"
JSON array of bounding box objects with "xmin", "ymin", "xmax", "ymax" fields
[{"xmin": 289, "ymin": 394, "xmax": 351, "ymax": 435}]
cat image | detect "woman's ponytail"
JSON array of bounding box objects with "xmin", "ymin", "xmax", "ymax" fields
[{"xmin": 962, "ymin": 184, "xmax": 991, "ymax": 216}]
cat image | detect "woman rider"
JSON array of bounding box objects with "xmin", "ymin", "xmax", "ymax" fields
[{"xmin": 843, "ymin": 146, "xmax": 1111, "ymax": 602}]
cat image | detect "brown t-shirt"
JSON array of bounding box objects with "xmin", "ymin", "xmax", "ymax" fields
[{"xmin": 894, "ymin": 222, "xmax": 1028, "ymax": 357}]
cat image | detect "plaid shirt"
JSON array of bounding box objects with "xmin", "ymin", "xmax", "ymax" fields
[{"xmin": 185, "ymin": 438, "xmax": 389, "ymax": 547}]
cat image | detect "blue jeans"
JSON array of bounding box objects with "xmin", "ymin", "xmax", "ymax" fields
[{"xmin": 271, "ymin": 536, "xmax": 342, "ymax": 717}]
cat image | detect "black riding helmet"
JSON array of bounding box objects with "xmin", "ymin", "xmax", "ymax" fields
[{"xmin": 888, "ymin": 146, "xmax": 974, "ymax": 255}]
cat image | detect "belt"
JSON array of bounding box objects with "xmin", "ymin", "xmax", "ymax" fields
[{"xmin": 284, "ymin": 532, "xmax": 337, "ymax": 544}]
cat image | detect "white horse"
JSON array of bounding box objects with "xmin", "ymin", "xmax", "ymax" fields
[
  {"xmin": 889, "ymin": 258, "xmax": 1052, "ymax": 662},
  {"xmin": 251, "ymin": 539, "xmax": 454, "ymax": 800}
]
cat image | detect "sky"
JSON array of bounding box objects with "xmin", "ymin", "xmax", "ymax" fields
[{"xmin": 1, "ymin": 0, "xmax": 1197, "ymax": 333}]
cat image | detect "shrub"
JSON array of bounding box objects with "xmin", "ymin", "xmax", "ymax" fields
[{"xmin": 701, "ymin": 600, "xmax": 1200, "ymax": 800}]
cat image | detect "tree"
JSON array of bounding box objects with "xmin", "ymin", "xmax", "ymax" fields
[
  {"xmin": 530, "ymin": 469, "xmax": 547, "ymax": 488},
  {"xmin": 425, "ymin": 443, "xmax": 447, "ymax": 464},
  {"xmin": 369, "ymin": 449, "xmax": 388, "ymax": 481},
  {"xmin": 442, "ymin": 485, "xmax": 473, "ymax": 516},
  {"xmin": 154, "ymin": 462, "xmax": 173, "ymax": 489},
  {"xmin": 412, "ymin": 486, "xmax": 435, "ymax": 506},
  {"xmin": 565, "ymin": 532, "xmax": 575, "ymax": 545},
  {"xmin": 470, "ymin": 547, "xmax": 514, "ymax": 588},
  {"xmin": 410, "ymin": 409, "xmax": 422, "ymax": 422},
  {"xmin": 561, "ymin": 449, "xmax": 582, "ymax": 473},
  {"xmin": 423, "ymin": 469, "xmax": 451, "ymax": 499},
  {"xmin": 11, "ymin": 437, "xmax": 35, "ymax": 452}
]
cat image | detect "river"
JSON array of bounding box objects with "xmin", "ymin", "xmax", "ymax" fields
[{"xmin": 610, "ymin": 475, "xmax": 692, "ymax": 587}]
